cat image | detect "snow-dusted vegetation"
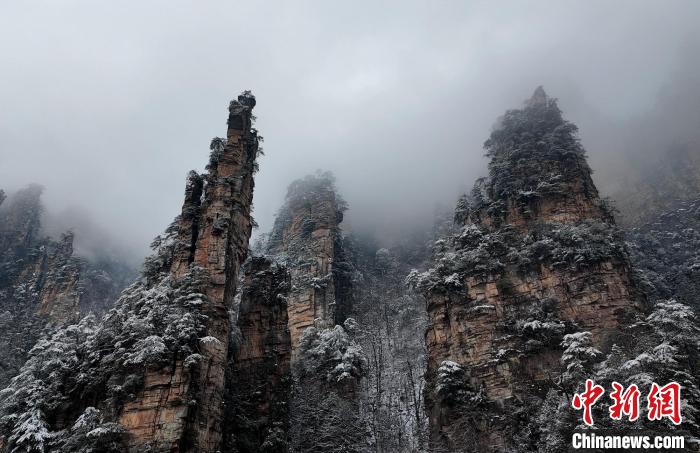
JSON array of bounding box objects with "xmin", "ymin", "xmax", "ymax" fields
[
  {"xmin": 1, "ymin": 86, "xmax": 698, "ymax": 453},
  {"xmin": 0, "ymin": 257, "xmax": 210, "ymax": 452}
]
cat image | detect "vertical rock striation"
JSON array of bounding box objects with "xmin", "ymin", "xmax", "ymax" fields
[
  {"xmin": 119, "ymin": 91, "xmax": 261, "ymax": 451},
  {"xmin": 413, "ymin": 88, "xmax": 643, "ymax": 451},
  {"xmin": 263, "ymin": 173, "xmax": 366, "ymax": 452},
  {"xmin": 31, "ymin": 231, "xmax": 82, "ymax": 319},
  {"xmin": 225, "ymin": 256, "xmax": 292, "ymax": 452},
  {"xmin": 0, "ymin": 186, "xmax": 131, "ymax": 388},
  {"xmin": 170, "ymin": 171, "xmax": 205, "ymax": 279},
  {"xmin": 0, "ymin": 185, "xmax": 43, "ymax": 272},
  {"xmin": 266, "ymin": 172, "xmax": 350, "ymax": 351},
  {"xmin": 0, "ymin": 92, "xmax": 262, "ymax": 453}
]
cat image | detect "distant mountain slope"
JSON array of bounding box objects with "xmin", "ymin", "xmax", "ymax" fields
[
  {"xmin": 612, "ymin": 143, "xmax": 700, "ymax": 312},
  {"xmin": 615, "ymin": 142, "xmax": 700, "ymax": 228},
  {"xmin": 626, "ymin": 197, "xmax": 700, "ymax": 310},
  {"xmin": 0, "ymin": 185, "xmax": 135, "ymax": 388}
]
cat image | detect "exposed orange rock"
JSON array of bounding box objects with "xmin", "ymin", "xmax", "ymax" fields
[
  {"xmin": 119, "ymin": 363, "xmax": 191, "ymax": 449},
  {"xmin": 170, "ymin": 171, "xmax": 204, "ymax": 279},
  {"xmin": 0, "ymin": 186, "xmax": 131, "ymax": 389},
  {"xmin": 421, "ymin": 88, "xmax": 643, "ymax": 451},
  {"xmin": 0, "ymin": 186, "xmax": 83, "ymax": 323},
  {"xmin": 32, "ymin": 232, "xmax": 83, "ymax": 320},
  {"xmin": 118, "ymin": 92, "xmax": 261, "ymax": 452},
  {"xmin": 266, "ymin": 173, "xmax": 348, "ymax": 352}
]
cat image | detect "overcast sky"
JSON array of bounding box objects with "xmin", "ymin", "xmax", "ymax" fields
[{"xmin": 1, "ymin": 1, "xmax": 699, "ymax": 263}]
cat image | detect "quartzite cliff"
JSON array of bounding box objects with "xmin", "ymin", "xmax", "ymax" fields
[
  {"xmin": 225, "ymin": 256, "xmax": 292, "ymax": 452},
  {"xmin": 413, "ymin": 88, "xmax": 644, "ymax": 451},
  {"xmin": 0, "ymin": 185, "xmax": 132, "ymax": 389},
  {"xmin": 266, "ymin": 173, "xmax": 352, "ymax": 350},
  {"xmin": 118, "ymin": 91, "xmax": 261, "ymax": 451},
  {"xmin": 1, "ymin": 88, "xmax": 698, "ymax": 453},
  {"xmin": 0, "ymin": 91, "xmax": 261, "ymax": 452}
]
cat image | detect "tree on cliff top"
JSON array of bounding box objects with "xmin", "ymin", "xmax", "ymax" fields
[
  {"xmin": 484, "ymin": 86, "xmax": 596, "ymax": 202},
  {"xmin": 267, "ymin": 170, "xmax": 347, "ymax": 255}
]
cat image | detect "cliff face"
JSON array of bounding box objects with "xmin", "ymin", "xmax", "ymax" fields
[
  {"xmin": 0, "ymin": 185, "xmax": 43, "ymax": 276},
  {"xmin": 0, "ymin": 92, "xmax": 261, "ymax": 453},
  {"xmin": 0, "ymin": 186, "xmax": 81, "ymax": 322},
  {"xmin": 2, "ymin": 88, "xmax": 694, "ymax": 452},
  {"xmin": 119, "ymin": 92, "xmax": 260, "ymax": 452},
  {"xmin": 266, "ymin": 172, "xmax": 350, "ymax": 351},
  {"xmin": 414, "ymin": 88, "xmax": 643, "ymax": 451},
  {"xmin": 225, "ymin": 256, "xmax": 292, "ymax": 453},
  {"xmin": 262, "ymin": 173, "xmax": 366, "ymax": 452},
  {"xmin": 0, "ymin": 185, "xmax": 132, "ymax": 388}
]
